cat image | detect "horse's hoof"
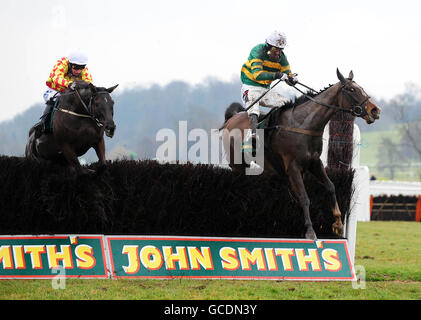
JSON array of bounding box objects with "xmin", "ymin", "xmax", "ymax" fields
[
  {"xmin": 332, "ymin": 222, "xmax": 344, "ymax": 237},
  {"xmin": 305, "ymin": 228, "xmax": 317, "ymax": 241}
]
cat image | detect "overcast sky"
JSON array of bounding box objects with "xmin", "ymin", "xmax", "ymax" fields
[{"xmin": 0, "ymin": 0, "xmax": 420, "ymax": 122}]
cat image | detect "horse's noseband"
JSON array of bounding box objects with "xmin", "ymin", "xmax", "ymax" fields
[{"xmin": 350, "ymin": 105, "xmax": 365, "ymax": 117}]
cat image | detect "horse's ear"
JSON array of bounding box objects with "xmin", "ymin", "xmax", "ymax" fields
[
  {"xmin": 88, "ymin": 82, "xmax": 97, "ymax": 93},
  {"xmin": 337, "ymin": 68, "xmax": 346, "ymax": 85},
  {"xmin": 107, "ymin": 84, "xmax": 119, "ymax": 93},
  {"xmin": 348, "ymin": 70, "xmax": 354, "ymax": 80}
]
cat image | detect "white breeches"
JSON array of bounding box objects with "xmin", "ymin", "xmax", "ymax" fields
[
  {"xmin": 43, "ymin": 88, "xmax": 60, "ymax": 103},
  {"xmin": 241, "ymin": 84, "xmax": 289, "ymax": 116}
]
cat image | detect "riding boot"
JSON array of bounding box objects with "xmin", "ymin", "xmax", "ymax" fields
[
  {"xmin": 250, "ymin": 114, "xmax": 258, "ymax": 136},
  {"xmin": 34, "ymin": 100, "xmax": 54, "ymax": 138},
  {"xmin": 246, "ymin": 114, "xmax": 259, "ymax": 142},
  {"xmin": 243, "ymin": 113, "xmax": 259, "ymax": 156}
]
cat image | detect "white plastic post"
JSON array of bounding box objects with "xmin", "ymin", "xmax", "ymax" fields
[{"xmin": 321, "ymin": 122, "xmax": 367, "ymax": 265}]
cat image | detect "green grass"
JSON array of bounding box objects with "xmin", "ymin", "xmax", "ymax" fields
[
  {"xmin": 1, "ymin": 278, "xmax": 420, "ymax": 300},
  {"xmin": 1, "ymin": 221, "xmax": 420, "ymax": 300},
  {"xmin": 354, "ymin": 221, "xmax": 421, "ymax": 282}
]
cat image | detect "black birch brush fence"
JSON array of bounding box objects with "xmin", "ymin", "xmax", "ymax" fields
[{"xmin": 0, "ymin": 155, "xmax": 354, "ymax": 238}]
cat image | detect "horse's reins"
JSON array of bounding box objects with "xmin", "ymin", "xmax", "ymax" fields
[
  {"xmin": 261, "ymin": 80, "xmax": 370, "ymax": 137},
  {"xmin": 220, "ymin": 73, "xmax": 371, "ymax": 139},
  {"xmin": 56, "ymin": 89, "xmax": 104, "ymax": 128},
  {"xmin": 230, "ymin": 77, "xmax": 325, "ymax": 136},
  {"xmin": 292, "ymin": 81, "xmax": 370, "ymax": 118},
  {"xmin": 260, "ymin": 82, "xmax": 370, "ymax": 137}
]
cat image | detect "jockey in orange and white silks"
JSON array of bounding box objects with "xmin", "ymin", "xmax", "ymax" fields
[
  {"xmin": 240, "ymin": 31, "xmax": 298, "ymax": 138},
  {"xmin": 34, "ymin": 50, "xmax": 93, "ymax": 137}
]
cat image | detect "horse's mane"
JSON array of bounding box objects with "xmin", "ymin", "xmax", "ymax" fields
[
  {"xmin": 73, "ymin": 80, "xmax": 91, "ymax": 90},
  {"xmin": 75, "ymin": 81, "xmax": 108, "ymax": 93},
  {"xmin": 61, "ymin": 81, "xmax": 109, "ymax": 101},
  {"xmin": 58, "ymin": 81, "xmax": 96, "ymax": 108}
]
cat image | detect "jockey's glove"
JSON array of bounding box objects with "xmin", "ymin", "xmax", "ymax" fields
[
  {"xmin": 286, "ymin": 74, "xmax": 298, "ymax": 86},
  {"xmin": 274, "ymin": 72, "xmax": 289, "ymax": 81},
  {"xmin": 69, "ymin": 82, "xmax": 78, "ymax": 91}
]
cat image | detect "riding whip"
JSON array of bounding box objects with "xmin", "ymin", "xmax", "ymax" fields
[
  {"xmin": 244, "ymin": 72, "xmax": 302, "ymax": 111},
  {"xmin": 244, "ymin": 78, "xmax": 283, "ymax": 112}
]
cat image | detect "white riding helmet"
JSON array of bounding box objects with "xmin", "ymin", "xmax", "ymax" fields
[
  {"xmin": 68, "ymin": 50, "xmax": 88, "ymax": 65},
  {"xmin": 265, "ymin": 31, "xmax": 287, "ymax": 49}
]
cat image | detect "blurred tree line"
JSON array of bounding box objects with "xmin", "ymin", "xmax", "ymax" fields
[
  {"xmin": 1, "ymin": 79, "xmax": 421, "ymax": 178},
  {"xmin": 0, "ymin": 78, "xmax": 244, "ymax": 161},
  {"xmin": 366, "ymin": 83, "xmax": 421, "ymax": 180}
]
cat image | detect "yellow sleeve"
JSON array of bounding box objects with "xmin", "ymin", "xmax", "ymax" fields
[
  {"xmin": 50, "ymin": 58, "xmax": 71, "ymax": 89},
  {"xmin": 81, "ymin": 67, "xmax": 93, "ymax": 83}
]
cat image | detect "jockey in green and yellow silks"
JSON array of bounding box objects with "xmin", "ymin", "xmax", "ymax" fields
[{"xmin": 241, "ymin": 31, "xmax": 298, "ymax": 140}]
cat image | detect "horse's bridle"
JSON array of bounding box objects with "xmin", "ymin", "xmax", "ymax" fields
[
  {"xmin": 56, "ymin": 89, "xmax": 108, "ymax": 128},
  {"xmin": 73, "ymin": 89, "xmax": 105, "ymax": 127},
  {"xmin": 339, "ymin": 85, "xmax": 370, "ymax": 117}
]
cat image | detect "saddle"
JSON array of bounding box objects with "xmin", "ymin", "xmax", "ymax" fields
[{"xmin": 45, "ymin": 98, "xmax": 60, "ymax": 133}]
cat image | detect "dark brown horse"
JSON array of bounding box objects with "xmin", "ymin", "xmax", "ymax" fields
[
  {"xmin": 221, "ymin": 69, "xmax": 381, "ymax": 240},
  {"xmin": 25, "ymin": 81, "xmax": 118, "ymax": 175}
]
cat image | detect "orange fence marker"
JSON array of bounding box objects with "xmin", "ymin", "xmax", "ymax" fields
[{"xmin": 416, "ymin": 196, "xmax": 421, "ymax": 222}]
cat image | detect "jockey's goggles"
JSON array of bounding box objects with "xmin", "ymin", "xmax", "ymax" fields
[{"xmin": 71, "ymin": 64, "xmax": 86, "ymax": 70}]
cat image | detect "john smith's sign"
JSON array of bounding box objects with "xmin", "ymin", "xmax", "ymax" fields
[{"xmin": 106, "ymin": 236, "xmax": 355, "ymax": 280}]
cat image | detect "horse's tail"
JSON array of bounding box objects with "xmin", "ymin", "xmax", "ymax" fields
[
  {"xmin": 219, "ymin": 102, "xmax": 245, "ymax": 130},
  {"xmin": 25, "ymin": 130, "xmax": 39, "ymax": 161}
]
